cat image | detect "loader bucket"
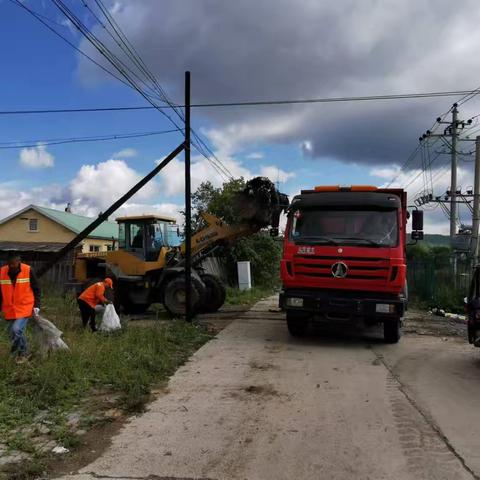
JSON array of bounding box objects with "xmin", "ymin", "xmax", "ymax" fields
[{"xmin": 233, "ymin": 177, "xmax": 289, "ymax": 228}]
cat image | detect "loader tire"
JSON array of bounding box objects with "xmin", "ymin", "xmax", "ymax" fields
[
  {"xmin": 197, "ymin": 274, "xmax": 226, "ymax": 313},
  {"xmin": 163, "ymin": 277, "xmax": 200, "ymax": 317}
]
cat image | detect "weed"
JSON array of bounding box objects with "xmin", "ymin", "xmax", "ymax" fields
[
  {"xmin": 3, "ymin": 457, "xmax": 46, "ymax": 480},
  {"xmin": 225, "ymin": 286, "xmax": 277, "ymax": 306},
  {"xmin": 0, "ymin": 290, "xmax": 212, "ymax": 476}
]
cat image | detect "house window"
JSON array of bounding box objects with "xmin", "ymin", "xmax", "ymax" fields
[
  {"xmin": 106, "ymin": 245, "xmax": 113, "ymax": 251},
  {"xmin": 89, "ymin": 245, "xmax": 100, "ymax": 253},
  {"xmin": 28, "ymin": 218, "xmax": 38, "ymax": 232}
]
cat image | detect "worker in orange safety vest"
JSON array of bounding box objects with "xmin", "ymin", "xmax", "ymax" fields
[
  {"xmin": 0, "ymin": 253, "xmax": 41, "ymax": 362},
  {"xmin": 77, "ymin": 278, "xmax": 113, "ymax": 332}
]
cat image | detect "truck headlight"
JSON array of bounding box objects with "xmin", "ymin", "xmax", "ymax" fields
[
  {"xmin": 375, "ymin": 303, "xmax": 395, "ymax": 314},
  {"xmin": 286, "ymin": 297, "xmax": 303, "ymax": 307}
]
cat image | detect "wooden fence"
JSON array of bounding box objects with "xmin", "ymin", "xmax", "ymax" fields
[{"xmin": 0, "ymin": 250, "xmax": 76, "ymax": 287}]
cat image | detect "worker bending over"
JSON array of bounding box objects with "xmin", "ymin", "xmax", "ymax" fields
[
  {"xmin": 0, "ymin": 253, "xmax": 41, "ymax": 363},
  {"xmin": 78, "ymin": 278, "xmax": 113, "ymax": 332}
]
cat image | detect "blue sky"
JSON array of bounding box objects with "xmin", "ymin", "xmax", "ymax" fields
[{"xmin": 2, "ymin": 0, "xmax": 480, "ymax": 233}]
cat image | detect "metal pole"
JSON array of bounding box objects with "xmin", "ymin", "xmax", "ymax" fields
[
  {"xmin": 184, "ymin": 71, "xmax": 192, "ymax": 321},
  {"xmin": 472, "ymin": 136, "xmax": 480, "ymax": 263},
  {"xmin": 450, "ymin": 103, "xmax": 458, "ymax": 240}
]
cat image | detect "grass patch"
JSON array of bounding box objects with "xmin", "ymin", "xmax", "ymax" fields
[
  {"xmin": 0, "ymin": 289, "xmax": 212, "ymax": 472},
  {"xmin": 225, "ymin": 285, "xmax": 277, "ymax": 306}
]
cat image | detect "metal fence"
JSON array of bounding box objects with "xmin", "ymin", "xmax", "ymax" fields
[{"xmin": 407, "ymin": 256, "xmax": 473, "ymax": 305}]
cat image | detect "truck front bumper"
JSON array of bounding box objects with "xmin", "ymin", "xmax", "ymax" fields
[{"xmin": 279, "ymin": 288, "xmax": 405, "ymax": 321}]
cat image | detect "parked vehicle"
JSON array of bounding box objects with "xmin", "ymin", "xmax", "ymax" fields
[
  {"xmin": 466, "ymin": 266, "xmax": 480, "ymax": 346},
  {"xmin": 279, "ymin": 185, "xmax": 423, "ymax": 343}
]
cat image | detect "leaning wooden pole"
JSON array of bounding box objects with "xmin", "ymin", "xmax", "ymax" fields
[{"xmin": 184, "ymin": 71, "xmax": 193, "ymax": 322}]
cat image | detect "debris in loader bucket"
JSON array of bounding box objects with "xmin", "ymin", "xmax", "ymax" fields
[{"xmin": 233, "ymin": 177, "xmax": 290, "ymax": 228}]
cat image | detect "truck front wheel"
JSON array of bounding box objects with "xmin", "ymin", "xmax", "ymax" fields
[
  {"xmin": 286, "ymin": 312, "xmax": 309, "ymax": 337},
  {"xmin": 383, "ymin": 318, "xmax": 401, "ymax": 344}
]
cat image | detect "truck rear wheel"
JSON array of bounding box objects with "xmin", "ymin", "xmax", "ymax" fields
[
  {"xmin": 163, "ymin": 277, "xmax": 200, "ymax": 317},
  {"xmin": 384, "ymin": 318, "xmax": 401, "ymax": 344},
  {"xmin": 286, "ymin": 312, "xmax": 309, "ymax": 337},
  {"xmin": 197, "ymin": 274, "xmax": 226, "ymax": 313}
]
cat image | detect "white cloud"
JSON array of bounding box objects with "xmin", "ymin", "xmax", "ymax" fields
[
  {"xmin": 369, "ymin": 163, "xmax": 476, "ymax": 235},
  {"xmin": 370, "ymin": 166, "xmax": 401, "ymax": 180},
  {"xmin": 19, "ymin": 144, "xmax": 54, "ymax": 169},
  {"xmin": 0, "ymin": 182, "xmax": 66, "ymax": 218},
  {"xmin": 157, "ymin": 149, "xmax": 296, "ymax": 197},
  {"xmin": 69, "ymin": 159, "xmax": 157, "ymax": 215},
  {"xmin": 157, "ymin": 155, "xmax": 252, "ymax": 197},
  {"xmin": 113, "ymin": 202, "xmax": 183, "ymax": 223},
  {"xmin": 246, "ymin": 152, "xmax": 264, "ymax": 160},
  {"xmin": 259, "ymin": 166, "xmax": 296, "ymax": 183},
  {"xmin": 300, "ymin": 141, "xmax": 313, "ymax": 156},
  {"xmin": 113, "ymin": 148, "xmax": 138, "ymax": 158}
]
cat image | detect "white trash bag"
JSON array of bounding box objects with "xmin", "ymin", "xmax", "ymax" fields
[
  {"xmin": 33, "ymin": 314, "xmax": 69, "ymax": 354},
  {"xmin": 99, "ymin": 304, "xmax": 121, "ymax": 332},
  {"xmin": 95, "ymin": 304, "xmax": 106, "ymax": 314}
]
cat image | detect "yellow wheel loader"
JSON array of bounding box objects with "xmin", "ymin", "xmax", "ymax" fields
[{"xmin": 73, "ymin": 177, "xmax": 288, "ymax": 315}]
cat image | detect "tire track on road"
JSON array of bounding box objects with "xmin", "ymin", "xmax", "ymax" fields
[{"xmin": 372, "ymin": 349, "xmax": 479, "ymax": 479}]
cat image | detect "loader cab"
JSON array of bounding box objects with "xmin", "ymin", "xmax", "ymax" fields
[{"xmin": 117, "ymin": 215, "xmax": 181, "ymax": 261}]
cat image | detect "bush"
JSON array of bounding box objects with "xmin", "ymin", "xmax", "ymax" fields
[{"xmin": 228, "ymin": 233, "xmax": 282, "ymax": 286}]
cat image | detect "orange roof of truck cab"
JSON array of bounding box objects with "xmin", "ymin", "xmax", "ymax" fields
[{"xmin": 314, "ymin": 185, "xmax": 378, "ymax": 192}]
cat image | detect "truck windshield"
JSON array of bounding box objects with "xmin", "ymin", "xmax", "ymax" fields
[{"xmin": 290, "ymin": 208, "xmax": 399, "ymax": 247}]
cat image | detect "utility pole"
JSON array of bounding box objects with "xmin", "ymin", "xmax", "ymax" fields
[
  {"xmin": 450, "ymin": 103, "xmax": 458, "ymax": 239},
  {"xmin": 184, "ymin": 71, "xmax": 192, "ymax": 322},
  {"xmin": 472, "ymin": 136, "xmax": 480, "ymax": 263}
]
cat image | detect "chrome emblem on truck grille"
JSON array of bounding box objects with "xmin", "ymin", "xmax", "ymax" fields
[{"xmin": 331, "ymin": 262, "xmax": 348, "ymax": 278}]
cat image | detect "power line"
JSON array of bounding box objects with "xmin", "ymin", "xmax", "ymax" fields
[
  {"xmin": 403, "ymin": 150, "xmax": 443, "ymax": 190},
  {"xmin": 10, "ymin": 0, "xmax": 222, "ymax": 177},
  {"xmin": 48, "ymin": 0, "xmax": 233, "ymax": 180},
  {"xmin": 2, "ymin": 89, "xmax": 480, "ymax": 117},
  {"xmin": 7, "ymin": 0, "xmax": 134, "ymax": 90},
  {"xmin": 78, "ymin": 0, "xmax": 225, "ymax": 175},
  {"xmin": 0, "ymin": 129, "xmax": 178, "ymax": 149}
]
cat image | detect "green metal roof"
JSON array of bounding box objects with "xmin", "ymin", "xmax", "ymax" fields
[{"xmin": 35, "ymin": 206, "xmax": 118, "ymax": 240}]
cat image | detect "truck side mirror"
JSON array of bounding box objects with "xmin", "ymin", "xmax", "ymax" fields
[{"xmin": 412, "ymin": 210, "xmax": 424, "ymax": 231}]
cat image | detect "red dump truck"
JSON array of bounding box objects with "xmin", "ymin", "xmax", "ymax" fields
[{"xmin": 279, "ymin": 185, "xmax": 423, "ymax": 343}]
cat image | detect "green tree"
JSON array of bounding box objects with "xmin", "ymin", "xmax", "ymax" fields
[
  {"xmin": 406, "ymin": 242, "xmax": 431, "ymax": 260},
  {"xmin": 191, "ymin": 179, "xmax": 282, "ymax": 287},
  {"xmin": 191, "ymin": 178, "xmax": 246, "ymax": 228}
]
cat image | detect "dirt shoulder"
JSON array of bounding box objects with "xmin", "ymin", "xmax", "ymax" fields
[{"xmin": 403, "ymin": 308, "xmax": 466, "ymax": 338}]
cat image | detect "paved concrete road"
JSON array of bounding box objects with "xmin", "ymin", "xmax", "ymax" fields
[{"xmin": 62, "ymin": 297, "xmax": 480, "ymax": 480}]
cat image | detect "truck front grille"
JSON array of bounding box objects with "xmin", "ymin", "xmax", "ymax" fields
[{"xmin": 293, "ymin": 255, "xmax": 389, "ymax": 281}]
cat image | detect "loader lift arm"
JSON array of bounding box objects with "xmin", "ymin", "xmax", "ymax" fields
[{"xmin": 182, "ymin": 212, "xmax": 258, "ymax": 259}]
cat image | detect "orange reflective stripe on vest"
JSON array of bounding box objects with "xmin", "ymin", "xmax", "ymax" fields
[{"xmin": 0, "ymin": 263, "xmax": 35, "ymax": 320}]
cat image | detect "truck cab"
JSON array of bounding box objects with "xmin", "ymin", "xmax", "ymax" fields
[{"xmin": 279, "ymin": 185, "xmax": 421, "ymax": 343}]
